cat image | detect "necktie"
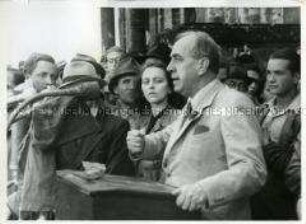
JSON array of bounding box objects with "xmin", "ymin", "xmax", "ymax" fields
[{"xmin": 184, "ymin": 98, "xmax": 199, "ymax": 119}]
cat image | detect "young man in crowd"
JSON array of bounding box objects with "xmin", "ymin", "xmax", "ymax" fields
[
  {"xmin": 252, "ymin": 48, "xmax": 301, "ymax": 220},
  {"xmin": 127, "ymin": 30, "xmax": 266, "ymax": 220},
  {"xmin": 8, "ymin": 53, "xmax": 58, "ymax": 219}
]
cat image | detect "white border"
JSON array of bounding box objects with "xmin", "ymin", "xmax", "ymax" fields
[{"xmin": 0, "ymin": 0, "xmax": 304, "ymax": 223}]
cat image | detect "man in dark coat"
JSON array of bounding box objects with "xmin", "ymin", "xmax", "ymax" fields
[{"xmin": 19, "ymin": 57, "xmax": 135, "ymax": 220}]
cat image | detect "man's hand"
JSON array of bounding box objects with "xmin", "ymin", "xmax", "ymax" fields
[
  {"xmin": 126, "ymin": 130, "xmax": 145, "ymax": 156},
  {"xmin": 172, "ymin": 183, "xmax": 208, "ymax": 212}
]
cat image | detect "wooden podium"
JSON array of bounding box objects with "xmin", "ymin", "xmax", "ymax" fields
[{"xmin": 55, "ymin": 170, "xmax": 202, "ymax": 220}]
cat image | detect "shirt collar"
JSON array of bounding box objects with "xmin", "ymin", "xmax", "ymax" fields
[{"xmin": 266, "ymin": 93, "xmax": 300, "ymax": 117}]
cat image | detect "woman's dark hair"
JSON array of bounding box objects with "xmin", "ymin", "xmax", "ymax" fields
[
  {"xmin": 245, "ymin": 63, "xmax": 266, "ymax": 104},
  {"xmin": 141, "ymin": 58, "xmax": 186, "ymax": 109}
]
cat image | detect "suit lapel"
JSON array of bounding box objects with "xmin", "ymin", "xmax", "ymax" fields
[
  {"xmin": 163, "ymin": 80, "xmax": 224, "ymax": 163},
  {"xmin": 171, "ymin": 113, "xmax": 201, "ymax": 147}
]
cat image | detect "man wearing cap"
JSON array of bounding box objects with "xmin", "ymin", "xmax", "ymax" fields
[
  {"xmin": 108, "ymin": 55, "xmax": 148, "ymax": 130},
  {"xmin": 19, "ymin": 56, "xmax": 135, "ymax": 220},
  {"xmin": 127, "ymin": 31, "xmax": 266, "ymax": 220}
]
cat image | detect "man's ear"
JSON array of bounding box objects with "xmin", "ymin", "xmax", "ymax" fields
[{"xmin": 197, "ymin": 58, "xmax": 209, "ymax": 76}]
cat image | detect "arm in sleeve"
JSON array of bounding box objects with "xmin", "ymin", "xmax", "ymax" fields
[
  {"xmin": 31, "ymin": 96, "xmax": 75, "ymax": 151},
  {"xmin": 284, "ymin": 131, "xmax": 301, "ymax": 198},
  {"xmin": 141, "ymin": 119, "xmax": 177, "ymax": 160},
  {"xmin": 197, "ymin": 99, "xmax": 267, "ymax": 208}
]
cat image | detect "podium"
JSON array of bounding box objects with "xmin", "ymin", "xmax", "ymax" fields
[{"xmin": 55, "ymin": 170, "xmax": 201, "ymax": 220}]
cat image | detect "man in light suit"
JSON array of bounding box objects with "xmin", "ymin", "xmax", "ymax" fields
[{"xmin": 127, "ymin": 31, "xmax": 267, "ymax": 220}]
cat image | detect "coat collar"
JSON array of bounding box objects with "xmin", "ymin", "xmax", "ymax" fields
[
  {"xmin": 265, "ymin": 93, "xmax": 300, "ymax": 118},
  {"xmin": 190, "ymin": 79, "xmax": 225, "ymax": 114}
]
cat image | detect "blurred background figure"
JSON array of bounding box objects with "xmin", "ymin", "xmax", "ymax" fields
[
  {"xmin": 6, "ymin": 65, "xmax": 25, "ymax": 220},
  {"xmin": 105, "ymin": 46, "xmax": 125, "ymax": 82},
  {"xmin": 101, "ymin": 46, "xmax": 126, "ymax": 105},
  {"xmin": 7, "ymin": 65, "xmax": 25, "ymax": 98},
  {"xmin": 245, "ymin": 63, "xmax": 265, "ymax": 105},
  {"xmin": 224, "ymin": 64, "xmax": 249, "ymax": 93},
  {"xmin": 137, "ymin": 58, "xmax": 181, "ymax": 181}
]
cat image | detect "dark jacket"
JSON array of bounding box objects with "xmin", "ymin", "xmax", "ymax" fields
[
  {"xmin": 251, "ymin": 95, "xmax": 301, "ymax": 220},
  {"xmin": 21, "ymin": 96, "xmax": 135, "ymax": 212},
  {"xmin": 55, "ymin": 99, "xmax": 135, "ymax": 176}
]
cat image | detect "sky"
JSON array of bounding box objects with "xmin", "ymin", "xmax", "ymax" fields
[{"xmin": 1, "ymin": 0, "xmax": 101, "ymax": 66}]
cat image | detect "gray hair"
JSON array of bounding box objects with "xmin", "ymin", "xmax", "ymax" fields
[{"xmin": 175, "ymin": 31, "xmax": 221, "ymax": 74}]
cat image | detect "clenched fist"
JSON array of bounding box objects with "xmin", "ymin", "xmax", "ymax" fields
[{"xmin": 126, "ymin": 130, "xmax": 145, "ymax": 156}]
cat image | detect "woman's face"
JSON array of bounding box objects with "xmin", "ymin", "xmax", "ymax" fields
[{"xmin": 141, "ymin": 67, "xmax": 170, "ymax": 105}]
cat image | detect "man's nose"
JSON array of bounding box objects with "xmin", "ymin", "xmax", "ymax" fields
[
  {"xmin": 268, "ymin": 74, "xmax": 276, "ymax": 83},
  {"xmin": 128, "ymin": 80, "xmax": 136, "ymax": 89},
  {"xmin": 45, "ymin": 75, "xmax": 53, "ymax": 85},
  {"xmin": 167, "ymin": 60, "xmax": 174, "ymax": 72}
]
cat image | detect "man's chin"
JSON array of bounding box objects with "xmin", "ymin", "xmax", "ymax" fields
[{"xmin": 173, "ymin": 86, "xmax": 182, "ymax": 94}]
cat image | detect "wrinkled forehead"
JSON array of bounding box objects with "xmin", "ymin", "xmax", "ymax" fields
[
  {"xmin": 171, "ymin": 35, "xmax": 196, "ymax": 57},
  {"xmin": 107, "ymin": 51, "xmax": 123, "ymax": 60}
]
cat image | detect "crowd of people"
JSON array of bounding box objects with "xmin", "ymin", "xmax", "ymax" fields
[{"xmin": 7, "ymin": 29, "xmax": 301, "ymax": 220}]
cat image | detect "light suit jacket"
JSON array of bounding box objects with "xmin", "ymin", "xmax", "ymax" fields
[{"xmin": 141, "ymin": 79, "xmax": 267, "ymax": 220}]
